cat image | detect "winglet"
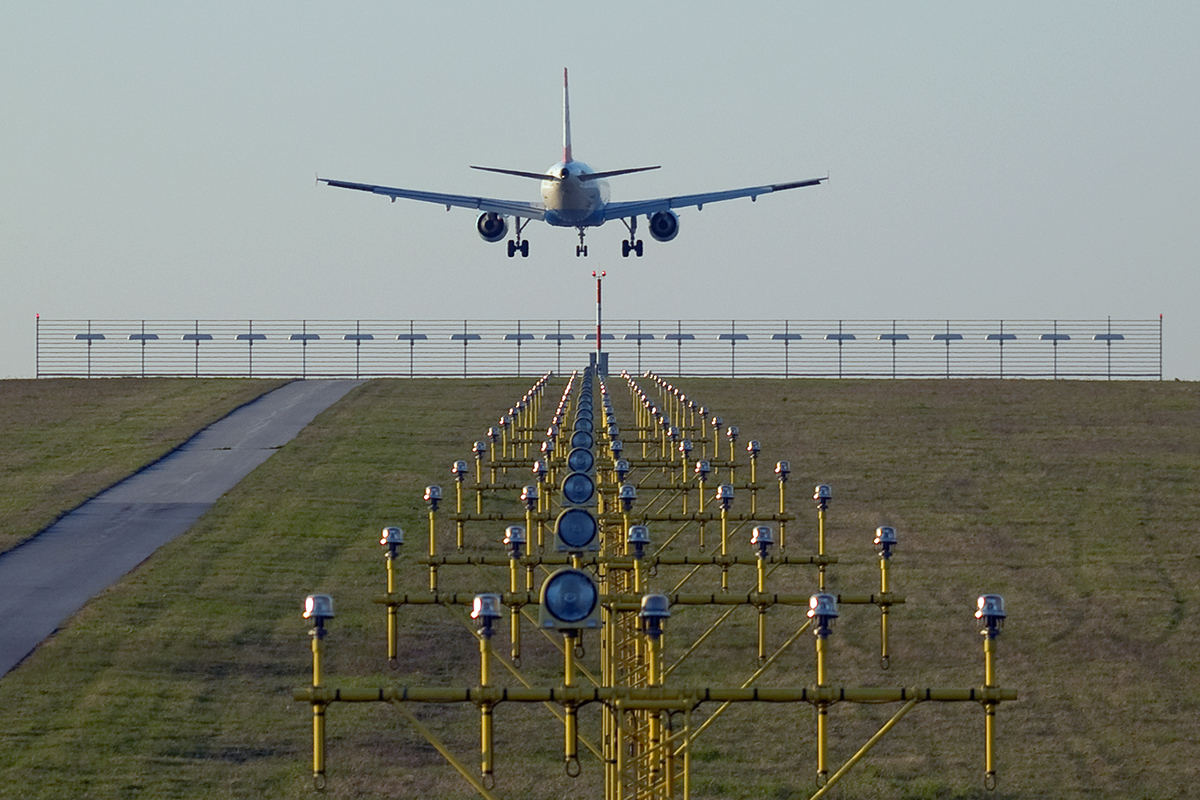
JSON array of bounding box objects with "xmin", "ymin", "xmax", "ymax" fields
[{"xmin": 562, "ymin": 68, "xmax": 572, "ymax": 164}]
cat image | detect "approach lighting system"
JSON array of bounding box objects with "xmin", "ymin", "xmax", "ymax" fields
[
  {"xmin": 618, "ymin": 484, "xmax": 637, "ymax": 512},
  {"xmin": 715, "ymin": 483, "xmax": 735, "ymax": 509},
  {"xmin": 472, "ymin": 593, "xmax": 502, "ymax": 638},
  {"xmin": 751, "ymin": 525, "xmax": 774, "ymax": 558},
  {"xmin": 539, "ymin": 568, "xmax": 601, "ymax": 630},
  {"xmin": 775, "ymin": 460, "xmax": 790, "ymax": 482},
  {"xmin": 638, "ymin": 593, "xmax": 671, "ymax": 638},
  {"xmin": 423, "ymin": 485, "xmax": 443, "ymax": 511},
  {"xmin": 504, "ymin": 525, "xmax": 526, "ymax": 558},
  {"xmin": 976, "ymin": 594, "xmax": 1007, "ymax": 637},
  {"xmin": 567, "ymin": 447, "xmax": 595, "ymax": 474},
  {"xmin": 555, "ymin": 508, "xmax": 599, "ymax": 552},
  {"xmin": 814, "ymin": 483, "xmax": 832, "ymax": 509},
  {"xmin": 380, "ymin": 526, "xmax": 404, "ymax": 557},
  {"xmin": 808, "ymin": 593, "xmax": 839, "ymax": 638},
  {"xmin": 615, "ymin": 459, "xmax": 630, "ymax": 482},
  {"xmin": 303, "ymin": 594, "xmax": 335, "ymax": 636},
  {"xmin": 561, "ymin": 472, "xmax": 596, "ymax": 506},
  {"xmin": 520, "ymin": 485, "xmax": 539, "ymax": 509},
  {"xmin": 875, "ymin": 526, "xmax": 898, "ymax": 559},
  {"xmin": 627, "ymin": 525, "xmax": 650, "ymax": 559}
]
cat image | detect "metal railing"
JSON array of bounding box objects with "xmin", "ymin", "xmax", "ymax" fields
[{"xmin": 34, "ymin": 317, "xmax": 1162, "ymax": 379}]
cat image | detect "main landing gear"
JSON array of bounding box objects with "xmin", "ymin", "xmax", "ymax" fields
[
  {"xmin": 620, "ymin": 217, "xmax": 644, "ymax": 258},
  {"xmin": 575, "ymin": 227, "xmax": 588, "ymax": 257},
  {"xmin": 507, "ymin": 218, "xmax": 530, "ymax": 258}
]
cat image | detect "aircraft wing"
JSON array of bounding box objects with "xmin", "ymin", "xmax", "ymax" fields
[
  {"xmin": 319, "ymin": 178, "xmax": 547, "ymax": 221},
  {"xmin": 601, "ymin": 176, "xmax": 826, "ymax": 222}
]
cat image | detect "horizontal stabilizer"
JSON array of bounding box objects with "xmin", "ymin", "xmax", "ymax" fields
[
  {"xmin": 470, "ymin": 166, "xmax": 563, "ymax": 182},
  {"xmin": 579, "ymin": 166, "xmax": 661, "ymax": 182}
]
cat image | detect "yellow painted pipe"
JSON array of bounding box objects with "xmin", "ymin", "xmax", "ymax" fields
[{"xmin": 427, "ymin": 507, "xmax": 438, "ymax": 593}]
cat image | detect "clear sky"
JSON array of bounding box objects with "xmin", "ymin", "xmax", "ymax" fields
[{"xmin": 3, "ymin": 2, "xmax": 1197, "ymax": 379}]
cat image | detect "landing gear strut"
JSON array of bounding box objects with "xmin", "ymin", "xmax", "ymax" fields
[
  {"xmin": 507, "ymin": 218, "xmax": 530, "ymax": 258},
  {"xmin": 575, "ymin": 227, "xmax": 588, "ymax": 257},
  {"xmin": 620, "ymin": 217, "xmax": 644, "ymax": 258}
]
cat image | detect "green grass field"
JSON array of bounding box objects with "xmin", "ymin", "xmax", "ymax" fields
[
  {"xmin": 0, "ymin": 377, "xmax": 1196, "ymax": 800},
  {"xmin": 0, "ymin": 378, "xmax": 287, "ymax": 553}
]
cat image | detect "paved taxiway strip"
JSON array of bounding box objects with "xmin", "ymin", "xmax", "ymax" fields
[{"xmin": 0, "ymin": 379, "xmax": 362, "ymax": 678}]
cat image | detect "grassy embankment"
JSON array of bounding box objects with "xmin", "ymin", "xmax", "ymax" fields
[
  {"xmin": 0, "ymin": 378, "xmax": 1196, "ymax": 800},
  {"xmin": 0, "ymin": 378, "xmax": 287, "ymax": 553}
]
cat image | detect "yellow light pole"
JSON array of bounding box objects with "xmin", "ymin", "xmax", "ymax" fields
[
  {"xmin": 775, "ymin": 461, "xmax": 790, "ymax": 550},
  {"xmin": 452, "ymin": 461, "xmax": 468, "ymax": 553},
  {"xmin": 424, "ymin": 485, "xmax": 442, "ymax": 592},
  {"xmin": 640, "ymin": 594, "xmax": 671, "ymax": 795},
  {"xmin": 504, "ymin": 526, "xmax": 525, "ymax": 665},
  {"xmin": 678, "ymin": 439, "xmax": 693, "ymax": 494},
  {"xmin": 716, "ymin": 484, "xmax": 735, "ymax": 592},
  {"xmin": 976, "ymin": 594, "xmax": 1007, "ymax": 791},
  {"xmin": 875, "ymin": 526, "xmax": 897, "ymax": 669},
  {"xmin": 695, "ymin": 460, "xmax": 710, "ymax": 551},
  {"xmin": 380, "ymin": 527, "xmax": 404, "ymax": 667},
  {"xmin": 746, "ymin": 440, "xmax": 760, "ymax": 515},
  {"xmin": 302, "ymin": 594, "xmax": 334, "ymax": 790},
  {"xmin": 472, "ymin": 594, "xmax": 502, "ymax": 787},
  {"xmin": 808, "ymin": 593, "xmax": 838, "ymax": 787},
  {"xmin": 472, "ymin": 440, "xmax": 487, "ymax": 513},
  {"xmin": 726, "ymin": 425, "xmax": 738, "ymax": 483},
  {"xmin": 751, "ymin": 526, "xmax": 775, "ymax": 665},
  {"xmin": 814, "ymin": 484, "xmax": 832, "ymax": 590},
  {"xmin": 628, "ymin": 525, "xmax": 650, "ymax": 594}
]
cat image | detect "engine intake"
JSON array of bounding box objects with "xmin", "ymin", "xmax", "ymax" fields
[
  {"xmin": 476, "ymin": 213, "xmax": 508, "ymax": 243},
  {"xmin": 648, "ymin": 210, "xmax": 680, "ymax": 243}
]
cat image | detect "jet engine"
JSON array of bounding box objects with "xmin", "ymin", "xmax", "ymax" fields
[
  {"xmin": 648, "ymin": 210, "xmax": 680, "ymax": 243},
  {"xmin": 476, "ymin": 213, "xmax": 508, "ymax": 243}
]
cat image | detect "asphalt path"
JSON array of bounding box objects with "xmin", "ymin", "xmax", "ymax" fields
[{"xmin": 0, "ymin": 379, "xmax": 362, "ymax": 678}]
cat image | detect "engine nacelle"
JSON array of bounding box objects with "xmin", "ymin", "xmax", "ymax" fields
[
  {"xmin": 648, "ymin": 210, "xmax": 680, "ymax": 243},
  {"xmin": 476, "ymin": 213, "xmax": 509, "ymax": 243}
]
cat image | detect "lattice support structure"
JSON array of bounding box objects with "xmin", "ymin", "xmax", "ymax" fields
[{"xmin": 295, "ymin": 368, "xmax": 1017, "ymax": 799}]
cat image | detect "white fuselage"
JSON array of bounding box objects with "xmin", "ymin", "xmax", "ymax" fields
[{"xmin": 541, "ymin": 161, "xmax": 609, "ymax": 227}]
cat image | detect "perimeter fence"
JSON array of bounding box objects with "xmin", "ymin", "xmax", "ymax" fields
[{"xmin": 35, "ymin": 317, "xmax": 1162, "ymax": 380}]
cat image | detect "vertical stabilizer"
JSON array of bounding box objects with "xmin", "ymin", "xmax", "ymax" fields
[{"xmin": 562, "ymin": 68, "xmax": 572, "ymax": 164}]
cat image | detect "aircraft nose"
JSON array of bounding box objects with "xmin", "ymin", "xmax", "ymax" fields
[{"xmin": 560, "ymin": 168, "xmax": 570, "ymax": 180}]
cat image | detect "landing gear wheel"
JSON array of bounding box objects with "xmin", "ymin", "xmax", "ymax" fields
[
  {"xmin": 620, "ymin": 217, "xmax": 644, "ymax": 258},
  {"xmin": 520, "ymin": 240, "xmax": 529, "ymax": 257},
  {"xmin": 507, "ymin": 240, "xmax": 517, "ymax": 258},
  {"xmin": 576, "ymin": 244, "xmax": 588, "ymax": 257}
]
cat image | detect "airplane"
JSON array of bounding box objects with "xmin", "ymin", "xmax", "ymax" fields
[{"xmin": 318, "ymin": 69, "xmax": 827, "ymax": 258}]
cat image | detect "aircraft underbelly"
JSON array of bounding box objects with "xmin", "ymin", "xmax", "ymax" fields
[{"xmin": 543, "ymin": 181, "xmax": 604, "ymax": 227}]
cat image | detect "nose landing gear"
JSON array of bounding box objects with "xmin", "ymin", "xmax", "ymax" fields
[{"xmin": 576, "ymin": 227, "xmax": 588, "ymax": 257}]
